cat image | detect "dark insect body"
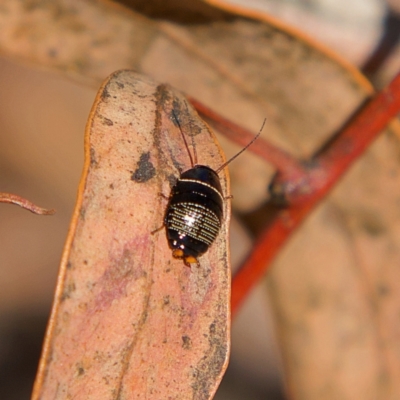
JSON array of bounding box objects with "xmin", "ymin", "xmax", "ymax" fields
[
  {"xmin": 161, "ymin": 108, "xmax": 264, "ymax": 267},
  {"xmin": 165, "ymin": 165, "xmax": 223, "ymax": 266}
]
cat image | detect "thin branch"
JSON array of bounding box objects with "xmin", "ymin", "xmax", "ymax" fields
[
  {"xmin": 0, "ymin": 192, "xmax": 55, "ymax": 215},
  {"xmin": 231, "ymin": 70, "xmax": 400, "ymax": 316},
  {"xmin": 188, "ymin": 96, "xmax": 307, "ymax": 182}
]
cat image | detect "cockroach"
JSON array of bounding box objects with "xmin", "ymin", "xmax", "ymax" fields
[{"xmin": 161, "ymin": 108, "xmax": 264, "ymax": 267}]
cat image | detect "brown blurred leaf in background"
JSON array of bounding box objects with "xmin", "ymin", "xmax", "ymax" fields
[
  {"xmin": 0, "ymin": 0, "xmax": 373, "ymax": 210},
  {"xmin": 0, "ymin": 0, "xmax": 399, "ymax": 399}
]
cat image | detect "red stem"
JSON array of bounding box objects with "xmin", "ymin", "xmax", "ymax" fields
[
  {"xmin": 230, "ymin": 71, "xmax": 400, "ymax": 316},
  {"xmin": 0, "ymin": 192, "xmax": 55, "ymax": 215},
  {"xmin": 188, "ymin": 96, "xmax": 306, "ymax": 181}
]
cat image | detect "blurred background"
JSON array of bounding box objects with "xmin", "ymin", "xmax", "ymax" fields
[{"xmin": 1, "ymin": 0, "xmax": 400, "ymax": 398}]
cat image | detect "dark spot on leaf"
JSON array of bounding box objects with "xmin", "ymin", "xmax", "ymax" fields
[
  {"xmin": 116, "ymin": 81, "xmax": 125, "ymax": 89},
  {"xmin": 171, "ymin": 99, "xmax": 183, "ymax": 126},
  {"xmin": 61, "ymin": 282, "xmax": 76, "ymax": 302},
  {"xmin": 102, "ymin": 117, "xmax": 113, "ymax": 126},
  {"xmin": 102, "ymin": 87, "xmax": 111, "ymax": 99},
  {"xmin": 182, "ymin": 335, "xmax": 192, "ymax": 350},
  {"xmin": 191, "ymin": 320, "xmax": 228, "ymax": 398},
  {"xmin": 77, "ymin": 366, "xmax": 85, "ymax": 376},
  {"xmin": 156, "ymin": 84, "xmax": 173, "ymax": 111},
  {"xmin": 209, "ymin": 323, "xmax": 216, "ymax": 335},
  {"xmin": 90, "ymin": 148, "xmax": 98, "ymax": 166},
  {"xmin": 131, "ymin": 152, "xmax": 156, "ymax": 183}
]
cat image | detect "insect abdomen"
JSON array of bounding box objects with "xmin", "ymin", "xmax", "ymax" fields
[{"xmin": 165, "ymin": 165, "xmax": 223, "ymax": 263}]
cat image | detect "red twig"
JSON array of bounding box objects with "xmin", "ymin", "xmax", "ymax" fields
[
  {"xmin": 188, "ymin": 96, "xmax": 307, "ymax": 182},
  {"xmin": 231, "ymin": 71, "xmax": 400, "ymax": 316},
  {"xmin": 0, "ymin": 192, "xmax": 55, "ymax": 215},
  {"xmin": 190, "ymin": 72, "xmax": 400, "ymax": 317}
]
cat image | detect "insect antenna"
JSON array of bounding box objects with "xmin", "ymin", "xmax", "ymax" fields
[
  {"xmin": 172, "ymin": 109, "xmax": 197, "ymax": 168},
  {"xmin": 215, "ymin": 118, "xmax": 266, "ymax": 174}
]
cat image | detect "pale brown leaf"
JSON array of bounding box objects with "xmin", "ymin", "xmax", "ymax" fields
[{"xmin": 32, "ymin": 71, "xmax": 230, "ymax": 400}]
